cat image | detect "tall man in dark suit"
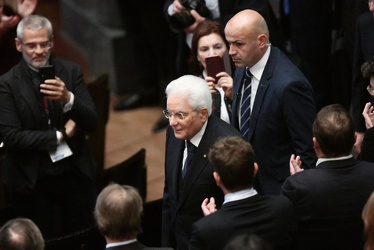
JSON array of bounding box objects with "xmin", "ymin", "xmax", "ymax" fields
[
  {"xmin": 94, "ymin": 184, "xmax": 173, "ymax": 250},
  {"xmin": 281, "ymin": 104, "xmax": 374, "ymax": 250},
  {"xmin": 189, "ymin": 136, "xmax": 297, "ymax": 250},
  {"xmin": 0, "ymin": 15, "xmax": 98, "ymax": 238},
  {"xmin": 161, "ymin": 75, "xmax": 242, "ymax": 250},
  {"xmin": 225, "ymin": 9, "xmax": 317, "ymax": 195}
]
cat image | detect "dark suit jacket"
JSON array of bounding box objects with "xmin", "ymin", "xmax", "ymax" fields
[
  {"xmin": 106, "ymin": 240, "xmax": 174, "ymax": 250},
  {"xmin": 281, "ymin": 157, "xmax": 374, "ymax": 250},
  {"xmin": 189, "ymin": 194, "xmax": 297, "ymax": 250},
  {"xmin": 162, "ymin": 115, "xmax": 242, "ymax": 250},
  {"xmin": 231, "ymin": 46, "xmax": 316, "ymax": 195},
  {"xmin": 0, "ymin": 58, "xmax": 98, "ymax": 194},
  {"xmin": 352, "ymin": 12, "xmax": 374, "ymax": 132}
]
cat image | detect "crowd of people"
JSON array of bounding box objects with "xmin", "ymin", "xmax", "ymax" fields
[{"xmin": 1, "ymin": 0, "xmax": 374, "ymax": 250}]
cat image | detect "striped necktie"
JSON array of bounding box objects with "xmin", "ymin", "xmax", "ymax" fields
[{"xmin": 240, "ymin": 68, "xmax": 253, "ymax": 137}]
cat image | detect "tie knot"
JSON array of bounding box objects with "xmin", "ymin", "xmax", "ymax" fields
[
  {"xmin": 245, "ymin": 68, "xmax": 252, "ymax": 78},
  {"xmin": 187, "ymin": 141, "xmax": 196, "ymax": 153}
]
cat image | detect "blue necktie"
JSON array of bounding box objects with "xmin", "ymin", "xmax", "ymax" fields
[
  {"xmin": 240, "ymin": 68, "xmax": 252, "ymax": 137},
  {"xmin": 182, "ymin": 141, "xmax": 196, "ymax": 178}
]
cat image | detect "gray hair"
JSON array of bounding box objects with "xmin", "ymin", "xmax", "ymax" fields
[
  {"xmin": 165, "ymin": 75, "xmax": 212, "ymax": 115},
  {"xmin": 17, "ymin": 15, "xmax": 53, "ymax": 41},
  {"xmin": 0, "ymin": 218, "xmax": 44, "ymax": 250}
]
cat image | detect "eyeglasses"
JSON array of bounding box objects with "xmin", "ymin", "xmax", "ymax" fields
[
  {"xmin": 367, "ymin": 85, "xmax": 374, "ymax": 94},
  {"xmin": 163, "ymin": 109, "xmax": 197, "ymax": 121},
  {"xmin": 21, "ymin": 41, "xmax": 51, "ymax": 52},
  {"xmin": 369, "ymin": 0, "xmax": 374, "ymax": 3}
]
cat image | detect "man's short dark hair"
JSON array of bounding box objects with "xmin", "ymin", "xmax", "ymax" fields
[
  {"xmin": 208, "ymin": 136, "xmax": 255, "ymax": 192},
  {"xmin": 313, "ymin": 104, "xmax": 355, "ymax": 157},
  {"xmin": 0, "ymin": 218, "xmax": 44, "ymax": 250}
]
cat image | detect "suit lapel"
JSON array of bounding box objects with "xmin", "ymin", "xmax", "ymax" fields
[
  {"xmin": 247, "ymin": 48, "xmax": 278, "ymax": 141},
  {"xmin": 178, "ymin": 117, "xmax": 213, "ymax": 207},
  {"xmin": 17, "ymin": 61, "xmax": 46, "ymax": 125}
]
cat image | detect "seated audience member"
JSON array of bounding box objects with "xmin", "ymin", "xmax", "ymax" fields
[
  {"xmin": 188, "ymin": 20, "xmax": 234, "ymax": 124},
  {"xmin": 360, "ymin": 58, "xmax": 374, "ymax": 161},
  {"xmin": 189, "ymin": 136, "xmax": 296, "ymax": 250},
  {"xmin": 94, "ymin": 183, "xmax": 173, "ymax": 250},
  {"xmin": 0, "ymin": 218, "xmax": 44, "ymax": 250},
  {"xmin": 223, "ymin": 234, "xmax": 273, "ymax": 250},
  {"xmin": 362, "ymin": 191, "xmax": 374, "ymax": 250},
  {"xmin": 281, "ymin": 104, "xmax": 374, "ymax": 250}
]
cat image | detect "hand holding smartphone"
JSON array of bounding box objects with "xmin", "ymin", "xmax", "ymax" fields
[
  {"xmin": 39, "ymin": 65, "xmax": 55, "ymax": 96},
  {"xmin": 206, "ymin": 56, "xmax": 225, "ymax": 83}
]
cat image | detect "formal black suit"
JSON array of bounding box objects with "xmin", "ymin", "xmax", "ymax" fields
[
  {"xmin": 351, "ymin": 11, "xmax": 374, "ymax": 132},
  {"xmin": 189, "ymin": 194, "xmax": 297, "ymax": 250},
  {"xmin": 0, "ymin": 58, "xmax": 98, "ymax": 237},
  {"xmin": 231, "ymin": 46, "xmax": 316, "ymax": 195},
  {"xmin": 106, "ymin": 240, "xmax": 174, "ymax": 250},
  {"xmin": 162, "ymin": 115, "xmax": 242, "ymax": 250},
  {"xmin": 281, "ymin": 157, "xmax": 374, "ymax": 250}
]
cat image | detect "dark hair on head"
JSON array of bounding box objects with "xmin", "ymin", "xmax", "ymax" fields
[
  {"xmin": 188, "ymin": 20, "xmax": 227, "ymax": 75},
  {"xmin": 312, "ymin": 104, "xmax": 355, "ymax": 157},
  {"xmin": 361, "ymin": 57, "xmax": 374, "ymax": 79},
  {"xmin": 208, "ymin": 136, "xmax": 255, "ymax": 192}
]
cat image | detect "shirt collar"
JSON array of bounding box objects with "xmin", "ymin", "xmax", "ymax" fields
[
  {"xmin": 223, "ymin": 187, "xmax": 257, "ymax": 204},
  {"xmin": 188, "ymin": 119, "xmax": 208, "ymax": 148},
  {"xmin": 106, "ymin": 239, "xmax": 137, "ymax": 248},
  {"xmin": 249, "ymin": 45, "xmax": 271, "ymax": 82},
  {"xmin": 316, "ymin": 154, "xmax": 354, "ymax": 167}
]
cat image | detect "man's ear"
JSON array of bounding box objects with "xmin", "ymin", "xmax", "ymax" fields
[
  {"xmin": 313, "ymin": 137, "xmax": 319, "ymax": 150},
  {"xmin": 257, "ymin": 34, "xmax": 267, "ymax": 48},
  {"xmin": 213, "ymin": 171, "xmax": 221, "ymax": 186},
  {"xmin": 253, "ymin": 163, "xmax": 259, "ymax": 178},
  {"xmin": 15, "ymin": 38, "xmax": 22, "ymax": 52},
  {"xmin": 199, "ymin": 107, "xmax": 209, "ymax": 122},
  {"xmin": 50, "ymin": 35, "xmax": 54, "ymax": 50}
]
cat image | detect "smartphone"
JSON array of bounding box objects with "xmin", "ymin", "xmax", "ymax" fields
[
  {"xmin": 206, "ymin": 56, "xmax": 225, "ymax": 84},
  {"xmin": 39, "ymin": 65, "xmax": 55, "ymax": 84}
]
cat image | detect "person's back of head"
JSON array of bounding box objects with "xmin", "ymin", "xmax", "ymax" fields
[
  {"xmin": 208, "ymin": 136, "xmax": 256, "ymax": 192},
  {"xmin": 94, "ymin": 184, "xmax": 143, "ymax": 242},
  {"xmin": 223, "ymin": 234, "xmax": 273, "ymax": 250},
  {"xmin": 0, "ymin": 218, "xmax": 44, "ymax": 250},
  {"xmin": 313, "ymin": 104, "xmax": 355, "ymax": 157},
  {"xmin": 363, "ymin": 192, "xmax": 374, "ymax": 250}
]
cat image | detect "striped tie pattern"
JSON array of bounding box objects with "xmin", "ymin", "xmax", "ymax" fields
[{"xmin": 240, "ymin": 68, "xmax": 253, "ymax": 137}]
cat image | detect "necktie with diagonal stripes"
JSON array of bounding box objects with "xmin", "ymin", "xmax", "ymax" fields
[{"xmin": 240, "ymin": 68, "xmax": 253, "ymax": 137}]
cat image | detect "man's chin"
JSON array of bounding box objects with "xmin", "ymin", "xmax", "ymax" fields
[{"xmin": 31, "ymin": 59, "xmax": 48, "ymax": 69}]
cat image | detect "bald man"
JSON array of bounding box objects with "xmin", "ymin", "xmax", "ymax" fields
[{"xmin": 225, "ymin": 10, "xmax": 317, "ymax": 195}]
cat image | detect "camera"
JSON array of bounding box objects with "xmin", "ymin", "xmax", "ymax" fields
[{"xmin": 169, "ymin": 0, "xmax": 212, "ymax": 32}]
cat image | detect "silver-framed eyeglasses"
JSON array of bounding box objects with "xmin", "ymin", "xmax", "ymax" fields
[
  {"xmin": 163, "ymin": 109, "xmax": 197, "ymax": 120},
  {"xmin": 367, "ymin": 85, "xmax": 374, "ymax": 94},
  {"xmin": 21, "ymin": 41, "xmax": 51, "ymax": 52}
]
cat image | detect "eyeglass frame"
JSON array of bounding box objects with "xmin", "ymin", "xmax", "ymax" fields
[
  {"xmin": 163, "ymin": 109, "xmax": 199, "ymax": 121},
  {"xmin": 369, "ymin": 0, "xmax": 374, "ymax": 4},
  {"xmin": 20, "ymin": 41, "xmax": 52, "ymax": 52}
]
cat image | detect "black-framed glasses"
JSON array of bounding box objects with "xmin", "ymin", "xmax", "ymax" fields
[
  {"xmin": 21, "ymin": 41, "xmax": 51, "ymax": 52},
  {"xmin": 163, "ymin": 109, "xmax": 197, "ymax": 121}
]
